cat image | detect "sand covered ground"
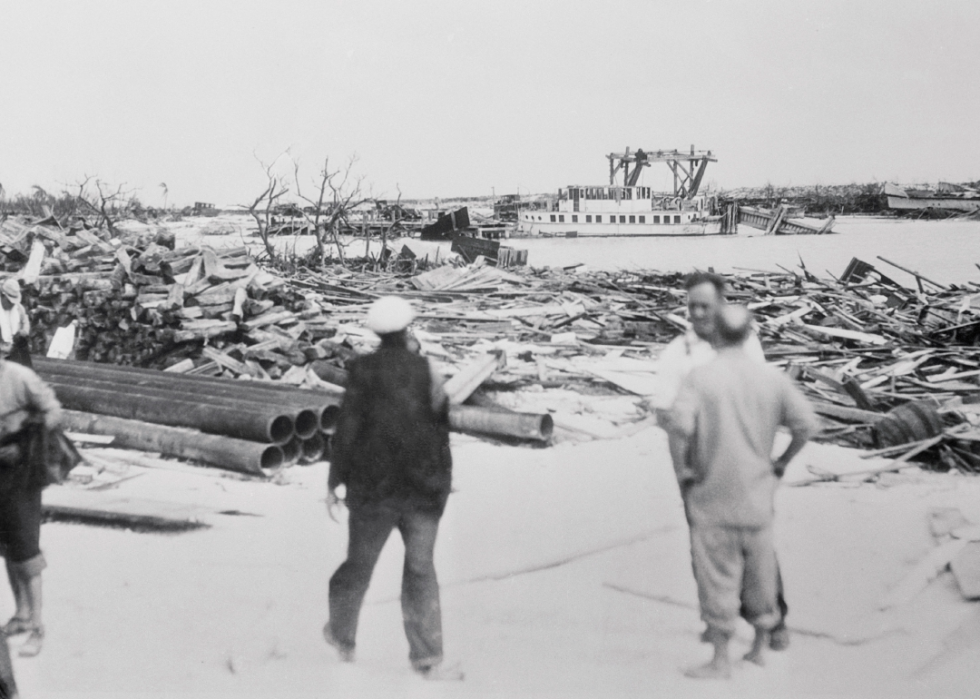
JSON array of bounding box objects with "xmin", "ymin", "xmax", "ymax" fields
[
  {"xmin": 2, "ymin": 417, "xmax": 976, "ymax": 698},
  {"xmin": 5, "ymin": 216, "xmax": 977, "ymax": 697}
]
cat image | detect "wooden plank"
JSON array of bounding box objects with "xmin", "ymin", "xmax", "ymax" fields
[
  {"xmin": 20, "ymin": 239, "xmax": 47, "ymax": 284},
  {"xmin": 799, "ymin": 323, "xmax": 888, "ymax": 346},
  {"xmin": 442, "ymin": 351, "xmax": 506, "ymax": 404},
  {"xmin": 232, "ymin": 287, "xmax": 247, "ymax": 319},
  {"xmin": 792, "ymin": 434, "xmax": 944, "ymax": 487},
  {"xmin": 880, "ymin": 539, "xmax": 969, "ymax": 609},
  {"xmin": 201, "ymin": 347, "xmax": 249, "ymax": 374},
  {"xmin": 163, "ymin": 358, "xmax": 196, "ymax": 374},
  {"xmin": 812, "ymin": 402, "xmax": 885, "ymax": 424},
  {"xmin": 241, "ymin": 310, "xmax": 297, "ymax": 331},
  {"xmin": 587, "ymin": 368, "xmax": 660, "ymax": 396},
  {"xmin": 43, "ymin": 487, "xmax": 212, "ymax": 531}
]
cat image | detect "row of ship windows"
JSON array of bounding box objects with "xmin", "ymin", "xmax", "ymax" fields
[{"xmin": 540, "ymin": 214, "xmax": 683, "ymax": 224}]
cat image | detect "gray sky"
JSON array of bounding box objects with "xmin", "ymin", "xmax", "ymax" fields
[{"xmin": 1, "ymin": 0, "xmax": 977, "ymax": 207}]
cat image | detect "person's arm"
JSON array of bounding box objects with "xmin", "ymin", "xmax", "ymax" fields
[
  {"xmin": 651, "ymin": 337, "xmax": 688, "ymax": 426},
  {"xmin": 327, "ymin": 364, "xmax": 364, "ymax": 520},
  {"xmin": 14, "ymin": 304, "xmax": 30, "ymax": 338},
  {"xmin": 772, "ymin": 376, "xmax": 819, "ymax": 477},
  {"xmin": 667, "ymin": 378, "xmax": 700, "ymax": 488},
  {"xmin": 667, "ymin": 431, "xmax": 695, "ymax": 486},
  {"xmin": 25, "ymin": 370, "xmax": 61, "ymax": 430},
  {"xmin": 427, "ymin": 357, "xmax": 449, "ymax": 421}
]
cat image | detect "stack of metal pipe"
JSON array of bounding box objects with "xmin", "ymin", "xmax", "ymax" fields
[
  {"xmin": 35, "ymin": 357, "xmax": 342, "ymax": 477},
  {"xmin": 37, "ymin": 355, "xmax": 554, "ymax": 477}
]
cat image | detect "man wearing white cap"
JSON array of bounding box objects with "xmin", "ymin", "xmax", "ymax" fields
[
  {"xmin": 324, "ymin": 296, "xmax": 461, "ymax": 680},
  {"xmin": 0, "ymin": 279, "xmax": 31, "ymax": 367}
]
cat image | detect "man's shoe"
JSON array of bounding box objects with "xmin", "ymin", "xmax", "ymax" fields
[
  {"xmin": 322, "ymin": 622, "xmax": 355, "ymax": 662},
  {"xmin": 769, "ymin": 626, "xmax": 790, "ymax": 651},
  {"xmin": 18, "ymin": 625, "xmax": 43, "ymax": 657},
  {"xmin": 416, "ymin": 662, "xmax": 465, "ymax": 681}
]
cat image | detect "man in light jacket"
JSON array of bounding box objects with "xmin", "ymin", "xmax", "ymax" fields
[{"xmin": 668, "ymin": 305, "xmax": 817, "ymax": 678}]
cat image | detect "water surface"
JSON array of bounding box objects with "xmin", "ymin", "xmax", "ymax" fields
[{"xmin": 514, "ymin": 217, "xmax": 979, "ymax": 286}]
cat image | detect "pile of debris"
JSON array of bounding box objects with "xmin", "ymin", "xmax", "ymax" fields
[{"xmin": 3, "ymin": 213, "xmax": 980, "ymax": 473}]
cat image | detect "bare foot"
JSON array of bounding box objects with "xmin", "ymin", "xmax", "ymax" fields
[
  {"xmin": 769, "ymin": 626, "xmax": 790, "ymax": 651},
  {"xmin": 743, "ymin": 626, "xmax": 768, "ymax": 666},
  {"xmin": 684, "ymin": 659, "xmax": 732, "ymax": 680},
  {"xmin": 417, "ymin": 662, "xmax": 465, "ymax": 681}
]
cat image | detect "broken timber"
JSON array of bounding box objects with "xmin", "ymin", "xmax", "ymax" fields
[{"xmin": 737, "ymin": 204, "xmax": 836, "ymax": 235}]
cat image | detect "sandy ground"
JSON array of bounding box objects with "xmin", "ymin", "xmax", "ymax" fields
[
  {"xmin": 2, "ymin": 421, "xmax": 977, "ymax": 698},
  {"xmin": 14, "ymin": 216, "xmax": 974, "ymax": 697}
]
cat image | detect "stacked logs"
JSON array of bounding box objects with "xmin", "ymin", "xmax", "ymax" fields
[
  {"xmin": 0, "ymin": 216, "xmax": 329, "ymax": 373},
  {"xmin": 24, "ymin": 243, "xmax": 326, "ymax": 369}
]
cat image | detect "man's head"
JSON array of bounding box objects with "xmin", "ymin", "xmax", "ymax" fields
[
  {"xmin": 714, "ymin": 304, "xmax": 752, "ymax": 348},
  {"xmin": 366, "ymin": 296, "xmax": 415, "ymax": 339},
  {"xmin": 0, "ymin": 278, "xmax": 20, "ymax": 310},
  {"xmin": 683, "ymin": 271, "xmax": 726, "ymax": 341}
]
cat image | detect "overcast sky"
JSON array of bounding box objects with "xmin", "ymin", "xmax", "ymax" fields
[{"xmin": 1, "ymin": 0, "xmax": 977, "ymax": 207}]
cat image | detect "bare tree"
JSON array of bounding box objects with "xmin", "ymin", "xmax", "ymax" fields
[
  {"xmin": 159, "ymin": 182, "xmax": 169, "ymax": 211},
  {"xmin": 378, "ymin": 185, "xmax": 405, "ymax": 271},
  {"xmin": 72, "ymin": 177, "xmax": 133, "ymax": 236},
  {"xmin": 294, "ymin": 155, "xmax": 369, "ymax": 267},
  {"xmin": 244, "ymin": 154, "xmax": 291, "ymax": 261}
]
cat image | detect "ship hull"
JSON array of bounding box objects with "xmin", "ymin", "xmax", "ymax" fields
[{"xmin": 518, "ymin": 217, "xmax": 722, "ymax": 237}]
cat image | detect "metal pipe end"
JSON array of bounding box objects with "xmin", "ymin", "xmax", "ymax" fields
[
  {"xmin": 293, "ymin": 409, "xmax": 319, "ymax": 440},
  {"xmin": 538, "ymin": 414, "xmax": 554, "ymax": 440},
  {"xmin": 298, "ymin": 432, "xmax": 326, "ymax": 465},
  {"xmin": 320, "ymin": 405, "xmax": 340, "ymax": 433},
  {"xmin": 280, "ymin": 436, "xmax": 302, "ymax": 466},
  {"xmin": 260, "ymin": 445, "xmax": 285, "ymax": 472},
  {"xmin": 269, "ymin": 415, "xmax": 295, "ymax": 444}
]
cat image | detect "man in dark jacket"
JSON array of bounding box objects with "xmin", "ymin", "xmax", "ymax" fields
[{"xmin": 324, "ymin": 296, "xmax": 460, "ymax": 680}]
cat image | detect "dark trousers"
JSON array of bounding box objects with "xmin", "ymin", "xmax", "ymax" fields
[
  {"xmin": 0, "ymin": 486, "xmax": 43, "ymax": 563},
  {"xmin": 329, "ymin": 500, "xmax": 444, "ymax": 668}
]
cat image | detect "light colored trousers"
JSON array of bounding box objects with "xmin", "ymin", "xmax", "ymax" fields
[{"xmin": 690, "ymin": 524, "xmax": 779, "ymax": 637}]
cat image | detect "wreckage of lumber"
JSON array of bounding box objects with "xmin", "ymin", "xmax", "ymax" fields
[
  {"xmin": 737, "ymin": 204, "xmax": 836, "ymax": 235},
  {"xmin": 5, "ymin": 212, "xmax": 980, "ymax": 469}
]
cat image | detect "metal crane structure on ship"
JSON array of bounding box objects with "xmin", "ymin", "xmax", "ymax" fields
[{"xmin": 518, "ymin": 146, "xmax": 726, "ymax": 237}]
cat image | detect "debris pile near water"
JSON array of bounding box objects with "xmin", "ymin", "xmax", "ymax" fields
[{"xmin": 2, "ymin": 213, "xmax": 979, "ymax": 469}]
